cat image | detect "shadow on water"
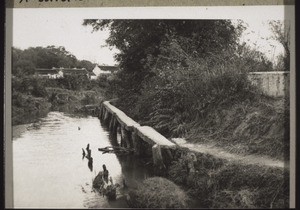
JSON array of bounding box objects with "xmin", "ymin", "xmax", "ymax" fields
[
  {"xmin": 99, "ymin": 121, "xmax": 155, "ymax": 189},
  {"xmin": 99, "ymin": 120, "xmax": 206, "ymax": 209}
]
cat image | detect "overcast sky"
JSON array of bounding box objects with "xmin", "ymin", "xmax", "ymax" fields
[{"xmin": 11, "ymin": 6, "xmax": 290, "ymax": 66}]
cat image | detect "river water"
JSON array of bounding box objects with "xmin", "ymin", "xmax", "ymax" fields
[{"xmin": 12, "ymin": 112, "xmax": 153, "ymax": 208}]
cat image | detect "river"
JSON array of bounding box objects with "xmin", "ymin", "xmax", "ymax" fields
[{"xmin": 12, "ymin": 112, "xmax": 153, "ymax": 208}]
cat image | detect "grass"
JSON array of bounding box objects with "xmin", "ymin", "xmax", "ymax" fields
[
  {"xmin": 167, "ymin": 148, "xmax": 289, "ymax": 208},
  {"xmin": 127, "ymin": 177, "xmax": 189, "ymax": 208},
  {"xmin": 185, "ymin": 95, "xmax": 289, "ymax": 161}
]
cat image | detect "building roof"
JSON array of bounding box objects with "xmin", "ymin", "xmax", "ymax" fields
[
  {"xmin": 61, "ymin": 68, "xmax": 88, "ymax": 74},
  {"xmin": 35, "ymin": 68, "xmax": 59, "ymax": 75},
  {"xmin": 35, "ymin": 67, "xmax": 89, "ymax": 75},
  {"xmin": 98, "ymin": 65, "xmax": 120, "ymax": 72}
]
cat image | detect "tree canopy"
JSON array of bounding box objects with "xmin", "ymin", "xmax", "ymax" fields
[
  {"xmin": 83, "ymin": 20, "xmax": 244, "ymax": 90},
  {"xmin": 268, "ymin": 20, "xmax": 290, "ymax": 71},
  {"xmin": 12, "ymin": 46, "xmax": 96, "ymax": 76}
]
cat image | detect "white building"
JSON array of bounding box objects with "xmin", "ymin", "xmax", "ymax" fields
[{"xmin": 91, "ymin": 65, "xmax": 119, "ymax": 80}]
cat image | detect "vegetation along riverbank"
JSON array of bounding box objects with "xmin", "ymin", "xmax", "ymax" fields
[
  {"xmin": 12, "ymin": 46, "xmax": 105, "ymax": 125},
  {"xmin": 83, "ymin": 20, "xmax": 290, "ymax": 208}
]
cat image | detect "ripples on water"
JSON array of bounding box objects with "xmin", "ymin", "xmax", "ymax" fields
[{"xmin": 12, "ymin": 112, "xmax": 151, "ymax": 208}]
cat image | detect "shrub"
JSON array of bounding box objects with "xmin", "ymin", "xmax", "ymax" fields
[
  {"xmin": 127, "ymin": 177, "xmax": 189, "ymax": 208},
  {"xmin": 81, "ymin": 93, "xmax": 97, "ymax": 105}
]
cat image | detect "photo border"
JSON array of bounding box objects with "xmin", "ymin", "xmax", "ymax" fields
[{"xmin": 4, "ymin": 0, "xmax": 296, "ymax": 208}]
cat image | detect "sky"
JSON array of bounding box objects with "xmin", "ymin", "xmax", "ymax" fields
[{"xmin": 10, "ymin": 6, "xmax": 291, "ymax": 66}]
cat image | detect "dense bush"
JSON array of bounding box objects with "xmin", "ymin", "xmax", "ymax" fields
[
  {"xmin": 55, "ymin": 74, "xmax": 90, "ymax": 90},
  {"xmin": 119, "ymin": 37, "xmax": 260, "ymax": 138},
  {"xmin": 127, "ymin": 177, "xmax": 189, "ymax": 208}
]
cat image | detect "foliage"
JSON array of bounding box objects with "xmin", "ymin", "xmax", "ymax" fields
[
  {"xmin": 268, "ymin": 20, "xmax": 291, "ymax": 71},
  {"xmin": 12, "ymin": 46, "xmax": 96, "ymax": 76},
  {"xmin": 128, "ymin": 37, "xmax": 260, "ymax": 137},
  {"xmin": 56, "ymin": 74, "xmax": 91, "ymax": 91},
  {"xmin": 127, "ymin": 177, "xmax": 189, "ymax": 208},
  {"xmin": 11, "ymin": 45, "xmax": 100, "ymax": 125},
  {"xmin": 167, "ymin": 150, "xmax": 289, "ymax": 208},
  {"xmin": 83, "ymin": 19, "xmax": 278, "ymax": 141},
  {"xmin": 236, "ymin": 43, "xmax": 274, "ymax": 72},
  {"xmin": 84, "ymin": 20, "xmax": 287, "ymax": 160},
  {"xmin": 12, "ymin": 91, "xmax": 51, "ymax": 125},
  {"xmin": 81, "ymin": 93, "xmax": 97, "ymax": 105},
  {"xmin": 83, "ymin": 19, "xmax": 244, "ymax": 93},
  {"xmin": 12, "ymin": 76, "xmax": 48, "ymax": 97}
]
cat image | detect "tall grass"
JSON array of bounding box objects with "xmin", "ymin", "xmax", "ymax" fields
[
  {"xmin": 167, "ymin": 148, "xmax": 289, "ymax": 208},
  {"xmin": 108, "ymin": 38, "xmax": 289, "ymax": 160},
  {"xmin": 128, "ymin": 39, "xmax": 259, "ymax": 138}
]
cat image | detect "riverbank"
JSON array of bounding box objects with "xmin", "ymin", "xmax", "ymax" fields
[
  {"xmin": 12, "ymin": 124, "xmax": 28, "ymax": 139},
  {"xmin": 12, "ymin": 87, "xmax": 103, "ymax": 126},
  {"xmin": 112, "ymin": 94, "xmax": 289, "ymax": 161},
  {"xmin": 167, "ymin": 147, "xmax": 289, "ymax": 208},
  {"xmin": 99, "ymin": 98, "xmax": 290, "ymax": 208}
]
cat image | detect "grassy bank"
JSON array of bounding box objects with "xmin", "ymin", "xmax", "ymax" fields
[
  {"xmin": 167, "ymin": 148, "xmax": 289, "ymax": 208},
  {"xmin": 110, "ymin": 77, "xmax": 289, "ymax": 161},
  {"xmin": 185, "ymin": 95, "xmax": 289, "ymax": 161},
  {"xmin": 99, "ymin": 49, "xmax": 289, "ymax": 208},
  {"xmin": 101, "ymin": 70, "xmax": 289, "ymax": 208},
  {"xmin": 12, "ymin": 76, "xmax": 104, "ymax": 126},
  {"xmin": 12, "ymin": 93, "xmax": 52, "ymax": 125}
]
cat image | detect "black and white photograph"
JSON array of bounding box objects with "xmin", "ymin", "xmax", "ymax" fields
[{"xmin": 6, "ymin": 3, "xmax": 295, "ymax": 209}]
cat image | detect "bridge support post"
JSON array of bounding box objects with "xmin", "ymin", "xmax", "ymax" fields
[
  {"xmin": 152, "ymin": 144, "xmax": 166, "ymax": 170},
  {"xmin": 132, "ymin": 131, "xmax": 141, "ymax": 156},
  {"xmin": 109, "ymin": 115, "xmax": 115, "ymax": 131},
  {"xmin": 104, "ymin": 110, "xmax": 111, "ymax": 126},
  {"xmin": 121, "ymin": 127, "xmax": 131, "ymax": 149},
  {"xmin": 101, "ymin": 106, "xmax": 105, "ymax": 119},
  {"xmin": 98, "ymin": 105, "xmax": 103, "ymax": 119},
  {"xmin": 111, "ymin": 118, "xmax": 118, "ymax": 138}
]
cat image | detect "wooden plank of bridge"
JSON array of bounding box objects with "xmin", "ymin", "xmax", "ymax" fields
[
  {"xmin": 103, "ymin": 101, "xmax": 140, "ymax": 131},
  {"xmin": 135, "ymin": 126, "xmax": 176, "ymax": 148}
]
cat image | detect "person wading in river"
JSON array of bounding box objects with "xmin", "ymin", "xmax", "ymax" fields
[
  {"xmin": 102, "ymin": 164, "xmax": 109, "ymax": 183},
  {"xmin": 86, "ymin": 144, "xmax": 91, "ymax": 159},
  {"xmin": 101, "ymin": 164, "xmax": 110, "ymax": 196}
]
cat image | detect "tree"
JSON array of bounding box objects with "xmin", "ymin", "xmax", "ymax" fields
[
  {"xmin": 77, "ymin": 59, "xmax": 95, "ymax": 72},
  {"xmin": 83, "ymin": 20, "xmax": 243, "ymax": 93},
  {"xmin": 269, "ymin": 20, "xmax": 290, "ymax": 71},
  {"xmin": 12, "ymin": 46, "xmax": 96, "ymax": 76}
]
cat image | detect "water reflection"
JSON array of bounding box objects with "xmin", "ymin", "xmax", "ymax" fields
[{"xmin": 88, "ymin": 157, "xmax": 93, "ymax": 172}]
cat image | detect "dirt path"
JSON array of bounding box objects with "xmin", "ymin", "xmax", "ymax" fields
[{"xmin": 172, "ymin": 138, "xmax": 288, "ymax": 169}]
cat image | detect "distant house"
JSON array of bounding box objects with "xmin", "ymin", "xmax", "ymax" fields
[
  {"xmin": 89, "ymin": 71, "xmax": 97, "ymax": 79},
  {"xmin": 35, "ymin": 68, "xmax": 63, "ymax": 79},
  {"xmin": 91, "ymin": 65, "xmax": 119, "ymax": 80},
  {"xmin": 60, "ymin": 68, "xmax": 89, "ymax": 78},
  {"xmin": 35, "ymin": 67, "xmax": 89, "ymax": 79}
]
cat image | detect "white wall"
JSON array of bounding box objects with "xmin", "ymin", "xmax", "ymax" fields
[{"xmin": 247, "ymin": 71, "xmax": 289, "ymax": 97}]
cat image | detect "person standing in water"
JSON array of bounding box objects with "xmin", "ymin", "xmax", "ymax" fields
[
  {"xmin": 102, "ymin": 164, "xmax": 109, "ymax": 183},
  {"xmin": 86, "ymin": 144, "xmax": 91, "ymax": 158}
]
